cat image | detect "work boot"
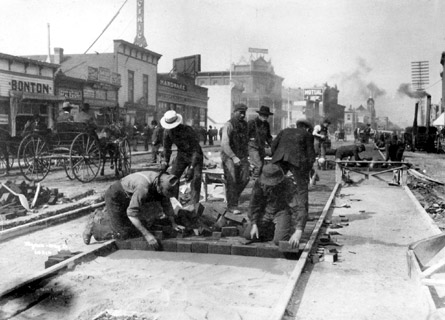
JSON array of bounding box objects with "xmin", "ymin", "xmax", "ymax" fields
[{"xmin": 82, "ymin": 212, "xmax": 95, "ymax": 245}]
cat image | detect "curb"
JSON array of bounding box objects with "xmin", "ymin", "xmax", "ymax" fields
[{"xmin": 269, "ymin": 182, "xmax": 341, "ymax": 320}]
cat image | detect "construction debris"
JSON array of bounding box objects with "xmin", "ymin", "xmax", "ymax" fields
[{"xmin": 0, "ymin": 179, "xmax": 71, "ymax": 220}]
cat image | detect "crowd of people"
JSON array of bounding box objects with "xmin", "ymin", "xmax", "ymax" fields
[{"xmin": 80, "ymin": 103, "xmax": 407, "ymax": 252}]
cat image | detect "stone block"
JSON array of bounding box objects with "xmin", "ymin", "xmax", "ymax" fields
[
  {"xmin": 279, "ymin": 241, "xmax": 300, "ymax": 253},
  {"xmin": 211, "ymin": 231, "xmax": 221, "ymax": 240},
  {"xmin": 221, "ymin": 226, "xmax": 239, "ymax": 237},
  {"xmin": 191, "ymin": 241, "xmax": 209, "ymax": 254},
  {"xmin": 208, "ymin": 242, "xmax": 232, "ymax": 255},
  {"xmin": 153, "ymin": 230, "xmax": 164, "ymax": 240},
  {"xmin": 256, "ymin": 245, "xmax": 285, "ymax": 259},
  {"xmin": 160, "ymin": 240, "xmax": 177, "ymax": 252},
  {"xmin": 325, "ymin": 252, "xmax": 338, "ymax": 263},
  {"xmin": 3, "ymin": 212, "xmax": 18, "ymax": 220},
  {"xmin": 177, "ymin": 241, "xmax": 192, "ymax": 253},
  {"xmin": 115, "ymin": 239, "xmax": 132, "ymax": 250},
  {"xmin": 224, "ymin": 212, "xmax": 246, "ymax": 224},
  {"xmin": 231, "ymin": 244, "xmax": 257, "ymax": 257}
]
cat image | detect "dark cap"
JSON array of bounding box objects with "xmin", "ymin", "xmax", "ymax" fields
[
  {"xmin": 259, "ymin": 164, "xmax": 285, "ymax": 186},
  {"xmin": 296, "ymin": 118, "xmax": 312, "ymax": 128},
  {"xmin": 256, "ymin": 106, "xmax": 273, "ymax": 116},
  {"xmin": 233, "ymin": 103, "xmax": 248, "ymax": 113},
  {"xmin": 322, "ymin": 119, "xmax": 331, "ymax": 125},
  {"xmin": 158, "ymin": 174, "xmax": 179, "ymax": 197}
]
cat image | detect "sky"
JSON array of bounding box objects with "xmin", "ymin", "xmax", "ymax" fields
[{"xmin": 1, "ymin": 0, "xmax": 444, "ymax": 127}]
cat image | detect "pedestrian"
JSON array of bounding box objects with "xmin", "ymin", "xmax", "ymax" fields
[
  {"xmin": 151, "ymin": 120, "xmax": 163, "ymax": 164},
  {"xmin": 57, "ymin": 102, "xmax": 74, "ymax": 123},
  {"xmin": 362, "ymin": 123, "xmax": 371, "ymax": 144},
  {"xmin": 385, "ymin": 134, "xmax": 405, "ymax": 184},
  {"xmin": 208, "ymin": 125, "xmax": 214, "ymax": 146},
  {"xmin": 243, "ymin": 164, "xmax": 306, "ymax": 248},
  {"xmin": 82, "ymin": 171, "xmax": 183, "ymax": 249},
  {"xmin": 132, "ymin": 121, "xmax": 141, "ymax": 152},
  {"xmin": 220, "ymin": 103, "xmax": 250, "ymax": 214},
  {"xmin": 142, "ymin": 122, "xmax": 152, "ymax": 151},
  {"xmin": 270, "ymin": 118, "xmax": 315, "ymax": 229},
  {"xmin": 201, "ymin": 126, "xmax": 208, "ymax": 145},
  {"xmin": 312, "ymin": 118, "xmax": 331, "ymax": 160},
  {"xmin": 160, "ymin": 110, "xmax": 203, "ymax": 213},
  {"xmin": 247, "ymin": 105, "xmax": 273, "ymax": 178}
]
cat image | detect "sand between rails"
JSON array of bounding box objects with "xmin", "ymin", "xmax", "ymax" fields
[{"xmin": 10, "ymin": 250, "xmax": 297, "ymax": 320}]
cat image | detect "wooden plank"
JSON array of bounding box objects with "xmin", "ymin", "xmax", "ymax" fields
[{"xmin": 268, "ymin": 182, "xmax": 341, "ymax": 320}]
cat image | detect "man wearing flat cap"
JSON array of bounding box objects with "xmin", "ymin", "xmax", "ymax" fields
[
  {"xmin": 270, "ymin": 118, "xmax": 315, "ymax": 227},
  {"xmin": 57, "ymin": 101, "xmax": 74, "ymax": 123},
  {"xmin": 247, "ymin": 106, "xmax": 273, "ymax": 178},
  {"xmin": 221, "ymin": 103, "xmax": 250, "ymax": 214},
  {"xmin": 244, "ymin": 164, "xmax": 307, "ymax": 248},
  {"xmin": 160, "ymin": 110, "xmax": 203, "ymax": 212},
  {"xmin": 82, "ymin": 171, "xmax": 183, "ymax": 249}
]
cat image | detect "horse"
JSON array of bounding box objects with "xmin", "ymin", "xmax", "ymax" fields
[{"xmin": 98, "ymin": 123, "xmax": 125, "ymax": 177}]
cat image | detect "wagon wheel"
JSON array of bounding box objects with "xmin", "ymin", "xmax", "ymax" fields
[
  {"xmin": 118, "ymin": 138, "xmax": 131, "ymax": 177},
  {"xmin": 70, "ymin": 132, "xmax": 101, "ymax": 182},
  {"xmin": 0, "ymin": 152, "xmax": 9, "ymax": 176},
  {"xmin": 63, "ymin": 157, "xmax": 76, "ymax": 180},
  {"xmin": 17, "ymin": 134, "xmax": 51, "ymax": 182}
]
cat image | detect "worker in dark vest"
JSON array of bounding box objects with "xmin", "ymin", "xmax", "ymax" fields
[
  {"xmin": 385, "ymin": 134, "xmax": 405, "ymax": 184},
  {"xmin": 247, "ymin": 105, "xmax": 273, "ymax": 178},
  {"xmin": 221, "ymin": 103, "xmax": 250, "ymax": 214},
  {"xmin": 160, "ymin": 110, "xmax": 203, "ymax": 212}
]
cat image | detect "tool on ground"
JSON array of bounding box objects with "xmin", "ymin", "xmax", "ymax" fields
[{"xmin": 1, "ymin": 183, "xmax": 30, "ymax": 211}]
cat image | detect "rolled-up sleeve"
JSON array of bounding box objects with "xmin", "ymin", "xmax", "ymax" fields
[{"xmin": 248, "ymin": 181, "xmax": 266, "ymax": 224}]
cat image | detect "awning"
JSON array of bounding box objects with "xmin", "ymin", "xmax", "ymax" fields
[
  {"xmin": 433, "ymin": 113, "xmax": 445, "ymax": 126},
  {"xmin": 9, "ymin": 90, "xmax": 65, "ymax": 102}
]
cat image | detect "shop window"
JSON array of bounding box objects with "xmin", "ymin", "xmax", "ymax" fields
[
  {"xmin": 128, "ymin": 70, "xmax": 134, "ymax": 103},
  {"xmin": 212, "ymin": 80, "xmax": 218, "ymax": 85}
]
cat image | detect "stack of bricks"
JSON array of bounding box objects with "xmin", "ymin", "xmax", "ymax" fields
[
  {"xmin": 0, "ymin": 180, "xmax": 66, "ymax": 220},
  {"xmin": 115, "ymin": 227, "xmax": 302, "ymax": 260}
]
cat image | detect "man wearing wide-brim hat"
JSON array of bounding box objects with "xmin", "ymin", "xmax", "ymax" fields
[
  {"xmin": 82, "ymin": 171, "xmax": 184, "ymax": 249},
  {"xmin": 247, "ymin": 106, "xmax": 273, "ymax": 178},
  {"xmin": 220, "ymin": 103, "xmax": 250, "ymax": 214},
  {"xmin": 243, "ymin": 164, "xmax": 306, "ymax": 248},
  {"xmin": 57, "ymin": 101, "xmax": 74, "ymax": 123},
  {"xmin": 160, "ymin": 110, "xmax": 203, "ymax": 212}
]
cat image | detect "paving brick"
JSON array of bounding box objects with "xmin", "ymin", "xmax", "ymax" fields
[
  {"xmin": 131, "ymin": 240, "xmax": 151, "ymax": 251},
  {"xmin": 115, "ymin": 239, "xmax": 132, "ymax": 250},
  {"xmin": 231, "ymin": 244, "xmax": 257, "ymax": 257},
  {"xmin": 279, "ymin": 241, "xmax": 300, "ymax": 253},
  {"xmin": 221, "ymin": 226, "xmax": 239, "ymax": 237},
  {"xmin": 208, "ymin": 242, "xmax": 232, "ymax": 255},
  {"xmin": 191, "ymin": 241, "xmax": 209, "ymax": 253},
  {"xmin": 44, "ymin": 252, "xmax": 77, "ymax": 268},
  {"xmin": 3, "ymin": 212, "xmax": 18, "ymax": 220},
  {"xmin": 177, "ymin": 241, "xmax": 192, "ymax": 253},
  {"xmin": 256, "ymin": 245, "xmax": 285, "ymax": 258},
  {"xmin": 212, "ymin": 231, "xmax": 221, "ymax": 240},
  {"xmin": 224, "ymin": 212, "xmax": 245, "ymax": 224},
  {"xmin": 325, "ymin": 252, "xmax": 338, "ymax": 263},
  {"xmin": 153, "ymin": 230, "xmax": 164, "ymax": 240},
  {"xmin": 161, "ymin": 240, "xmax": 177, "ymax": 252}
]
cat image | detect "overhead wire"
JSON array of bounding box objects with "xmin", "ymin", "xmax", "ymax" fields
[{"xmin": 84, "ymin": 0, "xmax": 129, "ymax": 54}]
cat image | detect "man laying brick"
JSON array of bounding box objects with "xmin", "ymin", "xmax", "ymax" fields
[
  {"xmin": 243, "ymin": 164, "xmax": 306, "ymax": 249},
  {"xmin": 335, "ymin": 144, "xmax": 366, "ymax": 162},
  {"xmin": 82, "ymin": 171, "xmax": 183, "ymax": 250}
]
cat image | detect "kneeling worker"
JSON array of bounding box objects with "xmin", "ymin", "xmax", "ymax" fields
[
  {"xmin": 335, "ymin": 144, "xmax": 366, "ymax": 161},
  {"xmin": 243, "ymin": 164, "xmax": 306, "ymax": 248},
  {"xmin": 82, "ymin": 171, "xmax": 182, "ymax": 249}
]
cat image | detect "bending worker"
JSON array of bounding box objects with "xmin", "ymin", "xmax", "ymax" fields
[
  {"xmin": 160, "ymin": 110, "xmax": 203, "ymax": 213},
  {"xmin": 82, "ymin": 171, "xmax": 182, "ymax": 249},
  {"xmin": 243, "ymin": 164, "xmax": 306, "ymax": 249},
  {"xmin": 335, "ymin": 144, "xmax": 366, "ymax": 161}
]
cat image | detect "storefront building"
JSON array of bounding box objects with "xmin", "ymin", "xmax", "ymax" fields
[
  {"xmin": 157, "ymin": 73, "xmax": 208, "ymax": 127},
  {"xmin": 0, "ymin": 52, "xmax": 62, "ymax": 137}
]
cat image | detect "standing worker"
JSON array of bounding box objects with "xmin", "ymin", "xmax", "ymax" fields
[
  {"xmin": 208, "ymin": 125, "xmax": 214, "ymax": 146},
  {"xmin": 220, "ymin": 103, "xmax": 250, "ymax": 214},
  {"xmin": 160, "ymin": 110, "xmax": 203, "ymax": 213},
  {"xmin": 270, "ymin": 118, "xmax": 315, "ymax": 227},
  {"xmin": 150, "ymin": 120, "xmax": 163, "ymax": 164},
  {"xmin": 312, "ymin": 118, "xmax": 331, "ymax": 160},
  {"xmin": 82, "ymin": 171, "xmax": 183, "ymax": 249},
  {"xmin": 247, "ymin": 106, "xmax": 273, "ymax": 178},
  {"xmin": 142, "ymin": 122, "xmax": 152, "ymax": 152}
]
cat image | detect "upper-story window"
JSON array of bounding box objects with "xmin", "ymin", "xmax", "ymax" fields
[
  {"xmin": 143, "ymin": 74, "xmax": 149, "ymax": 104},
  {"xmin": 128, "ymin": 70, "xmax": 135, "ymax": 103}
]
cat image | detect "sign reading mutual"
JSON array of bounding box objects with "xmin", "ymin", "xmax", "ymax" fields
[{"xmin": 304, "ymin": 88, "xmax": 323, "ymax": 101}]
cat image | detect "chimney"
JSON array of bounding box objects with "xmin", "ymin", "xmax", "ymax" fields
[
  {"xmin": 54, "ymin": 47, "xmax": 64, "ymax": 64},
  {"xmin": 426, "ymin": 94, "xmax": 432, "ymax": 132}
]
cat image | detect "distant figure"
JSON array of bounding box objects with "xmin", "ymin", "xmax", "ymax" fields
[
  {"xmin": 21, "ymin": 113, "xmax": 47, "ymax": 137},
  {"xmin": 151, "ymin": 120, "xmax": 163, "ymax": 164},
  {"xmin": 362, "ymin": 124, "xmax": 371, "ymax": 143},
  {"xmin": 57, "ymin": 102, "xmax": 74, "ymax": 123},
  {"xmin": 219, "ymin": 127, "xmax": 223, "ymax": 141},
  {"xmin": 312, "ymin": 119, "xmax": 331, "ymax": 159},
  {"xmin": 208, "ymin": 125, "xmax": 214, "ymax": 146},
  {"xmin": 142, "ymin": 123, "xmax": 152, "ymax": 151}
]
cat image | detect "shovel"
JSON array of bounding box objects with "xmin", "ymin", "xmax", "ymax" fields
[{"xmin": 1, "ymin": 183, "xmax": 30, "ymax": 211}]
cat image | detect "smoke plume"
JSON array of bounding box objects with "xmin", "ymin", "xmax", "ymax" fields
[
  {"xmin": 330, "ymin": 57, "xmax": 386, "ymax": 103},
  {"xmin": 397, "ymin": 83, "xmax": 427, "ymax": 99}
]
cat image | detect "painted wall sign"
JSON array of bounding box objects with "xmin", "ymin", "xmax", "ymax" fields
[
  {"xmin": 159, "ymin": 79, "xmax": 187, "ymax": 91},
  {"xmin": 57, "ymin": 88, "xmax": 82, "ymax": 100},
  {"xmin": 304, "ymin": 88, "xmax": 323, "ymax": 101},
  {"xmin": 0, "ymin": 114, "xmax": 8, "ymax": 125},
  {"xmin": 88, "ymin": 67, "xmax": 99, "ymax": 81},
  {"xmin": 98, "ymin": 67, "xmax": 111, "ymax": 83},
  {"xmin": 10, "ymin": 80, "xmax": 50, "ymax": 94}
]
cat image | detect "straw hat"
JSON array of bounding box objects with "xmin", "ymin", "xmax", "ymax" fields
[{"xmin": 160, "ymin": 110, "xmax": 183, "ymax": 129}]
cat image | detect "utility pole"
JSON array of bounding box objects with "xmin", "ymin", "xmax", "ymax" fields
[
  {"xmin": 411, "ymin": 61, "xmax": 429, "ymax": 125},
  {"xmin": 287, "ymin": 87, "xmax": 290, "ymax": 128}
]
